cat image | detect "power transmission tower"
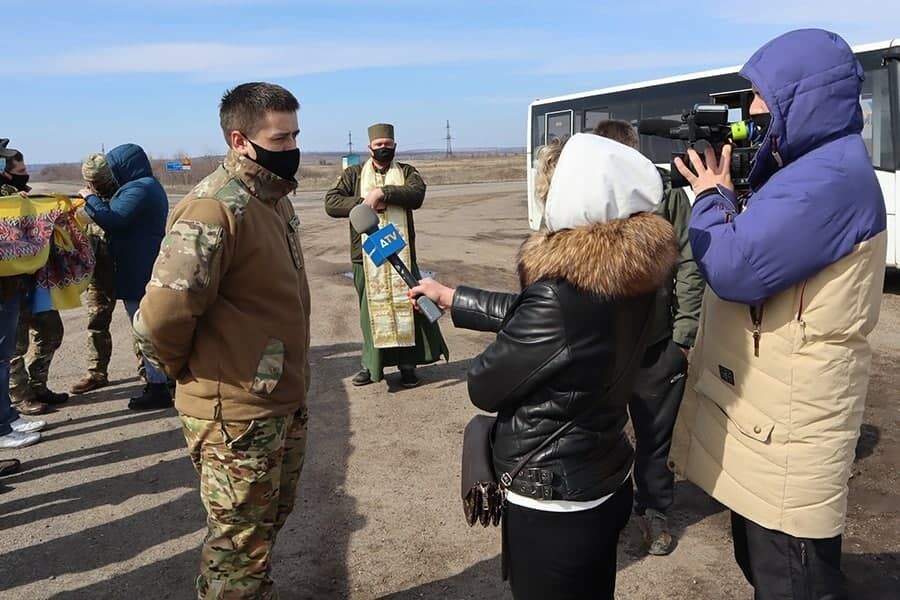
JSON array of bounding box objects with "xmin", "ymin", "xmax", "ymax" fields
[{"xmin": 445, "ymin": 120, "xmax": 453, "ymax": 157}]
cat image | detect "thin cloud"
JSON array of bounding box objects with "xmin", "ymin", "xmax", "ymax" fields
[{"xmin": 11, "ymin": 37, "xmax": 526, "ymax": 81}]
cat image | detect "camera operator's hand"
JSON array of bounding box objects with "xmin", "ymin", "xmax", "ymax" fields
[{"xmin": 674, "ymin": 144, "xmax": 734, "ymax": 195}]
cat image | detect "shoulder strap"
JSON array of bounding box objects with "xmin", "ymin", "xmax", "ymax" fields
[{"xmin": 500, "ymin": 300, "xmax": 655, "ymax": 488}]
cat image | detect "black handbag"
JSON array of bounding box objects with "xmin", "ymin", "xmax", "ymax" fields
[
  {"xmin": 459, "ymin": 301, "xmax": 654, "ymax": 528},
  {"xmin": 461, "ymin": 414, "xmax": 574, "ymax": 527}
]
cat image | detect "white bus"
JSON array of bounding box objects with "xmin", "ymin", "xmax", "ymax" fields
[{"xmin": 526, "ymin": 39, "xmax": 900, "ymax": 268}]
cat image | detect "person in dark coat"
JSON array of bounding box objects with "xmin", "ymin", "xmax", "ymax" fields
[{"xmin": 79, "ymin": 143, "xmax": 171, "ymax": 409}]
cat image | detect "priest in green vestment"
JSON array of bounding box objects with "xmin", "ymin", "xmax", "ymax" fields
[{"xmin": 325, "ymin": 123, "xmax": 448, "ymax": 387}]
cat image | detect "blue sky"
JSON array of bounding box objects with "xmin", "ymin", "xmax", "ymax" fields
[{"xmin": 4, "ymin": 0, "xmax": 898, "ymax": 163}]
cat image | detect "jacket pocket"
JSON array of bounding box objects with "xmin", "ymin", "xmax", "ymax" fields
[
  {"xmin": 632, "ymin": 339, "xmax": 688, "ymax": 399},
  {"xmin": 286, "ymin": 214, "xmax": 304, "ymax": 270},
  {"xmin": 694, "ymin": 369, "xmax": 775, "ymax": 443},
  {"xmin": 250, "ymin": 338, "xmax": 285, "ymax": 395}
]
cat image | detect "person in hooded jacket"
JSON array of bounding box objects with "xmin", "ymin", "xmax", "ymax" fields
[
  {"xmin": 78, "ymin": 143, "xmax": 171, "ymax": 410},
  {"xmin": 670, "ymin": 29, "xmax": 887, "ymax": 599},
  {"xmin": 411, "ymin": 133, "xmax": 678, "ymax": 600}
]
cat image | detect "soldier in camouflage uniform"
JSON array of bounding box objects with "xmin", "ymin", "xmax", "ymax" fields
[
  {"xmin": 136, "ymin": 82, "xmax": 310, "ymax": 598},
  {"xmin": 78, "ymin": 144, "xmax": 171, "ymax": 410},
  {"xmin": 71, "ymin": 154, "xmax": 145, "ymax": 394},
  {"xmin": 1, "ymin": 150, "xmax": 68, "ymax": 415}
]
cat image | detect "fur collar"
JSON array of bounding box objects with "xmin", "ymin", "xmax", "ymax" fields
[{"xmin": 518, "ymin": 212, "xmax": 678, "ymax": 298}]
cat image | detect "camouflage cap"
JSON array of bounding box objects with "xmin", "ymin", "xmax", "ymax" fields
[
  {"xmin": 82, "ymin": 153, "xmax": 115, "ymax": 185},
  {"xmin": 367, "ymin": 123, "xmax": 395, "ymax": 142}
]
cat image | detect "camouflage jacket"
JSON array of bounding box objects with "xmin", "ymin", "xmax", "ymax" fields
[
  {"xmin": 138, "ymin": 150, "xmax": 312, "ymax": 421},
  {"xmin": 324, "ymin": 161, "xmax": 426, "ymax": 263},
  {"xmin": 0, "ymin": 182, "xmax": 19, "ymax": 196}
]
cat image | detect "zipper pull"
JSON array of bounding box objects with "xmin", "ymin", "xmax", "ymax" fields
[
  {"xmin": 750, "ymin": 304, "xmax": 765, "ymax": 358},
  {"xmin": 800, "ymin": 541, "xmax": 807, "ymax": 566}
]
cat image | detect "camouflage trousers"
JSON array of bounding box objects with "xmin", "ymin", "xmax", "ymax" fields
[
  {"xmin": 83, "ymin": 232, "xmax": 145, "ymax": 380},
  {"xmin": 9, "ymin": 303, "xmax": 63, "ymax": 402},
  {"xmin": 181, "ymin": 408, "xmax": 308, "ymax": 600}
]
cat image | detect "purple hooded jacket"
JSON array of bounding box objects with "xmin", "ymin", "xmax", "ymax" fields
[{"xmin": 689, "ymin": 29, "xmax": 887, "ymax": 305}]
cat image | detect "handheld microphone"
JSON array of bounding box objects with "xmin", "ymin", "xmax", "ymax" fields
[{"xmin": 349, "ymin": 204, "xmax": 443, "ymax": 323}]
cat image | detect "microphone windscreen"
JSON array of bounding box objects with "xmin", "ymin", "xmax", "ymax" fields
[
  {"xmin": 637, "ymin": 119, "xmax": 682, "ymax": 136},
  {"xmin": 350, "ymin": 204, "xmax": 380, "ymax": 235}
]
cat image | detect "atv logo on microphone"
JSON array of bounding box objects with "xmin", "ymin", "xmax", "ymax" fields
[
  {"xmin": 380, "ymin": 230, "xmax": 399, "ymax": 248},
  {"xmin": 362, "ymin": 223, "xmax": 407, "ymax": 267}
]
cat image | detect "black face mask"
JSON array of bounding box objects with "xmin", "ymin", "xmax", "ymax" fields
[
  {"xmin": 247, "ymin": 139, "xmax": 300, "ymax": 182},
  {"xmin": 749, "ymin": 112, "xmax": 772, "ymax": 145},
  {"xmin": 372, "ymin": 147, "xmax": 395, "ymax": 164},
  {"xmin": 8, "ymin": 173, "xmax": 29, "ymax": 191}
]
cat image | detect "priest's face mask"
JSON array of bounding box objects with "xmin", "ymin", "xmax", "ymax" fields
[{"xmin": 369, "ymin": 138, "xmax": 397, "ymax": 165}]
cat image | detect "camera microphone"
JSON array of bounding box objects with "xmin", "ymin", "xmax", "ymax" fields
[{"xmin": 637, "ymin": 119, "xmax": 684, "ymax": 138}]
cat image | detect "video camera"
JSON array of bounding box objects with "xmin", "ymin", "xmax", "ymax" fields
[{"xmin": 638, "ymin": 104, "xmax": 758, "ymax": 190}]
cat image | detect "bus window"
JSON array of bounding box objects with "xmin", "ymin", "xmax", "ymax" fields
[
  {"xmin": 546, "ymin": 110, "xmax": 573, "ymax": 144},
  {"xmin": 533, "ymin": 112, "xmax": 546, "ymax": 154},
  {"xmin": 861, "ymin": 66, "xmax": 895, "ymax": 170},
  {"xmin": 584, "ymin": 108, "xmax": 610, "ymax": 132}
]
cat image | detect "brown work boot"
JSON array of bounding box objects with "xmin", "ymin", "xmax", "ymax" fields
[
  {"xmin": 71, "ymin": 373, "xmax": 109, "ymax": 394},
  {"xmin": 12, "ymin": 398, "xmax": 49, "ymax": 416}
]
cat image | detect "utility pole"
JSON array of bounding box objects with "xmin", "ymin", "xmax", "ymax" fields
[{"xmin": 445, "ymin": 120, "xmax": 453, "ymax": 158}]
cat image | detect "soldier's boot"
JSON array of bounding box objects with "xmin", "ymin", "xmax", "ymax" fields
[
  {"xmin": 128, "ymin": 383, "xmax": 173, "ymax": 411},
  {"xmin": 71, "ymin": 373, "xmax": 110, "ymax": 394},
  {"xmin": 33, "ymin": 388, "xmax": 69, "ymax": 406},
  {"xmin": 11, "ymin": 398, "xmax": 48, "ymax": 416},
  {"xmin": 639, "ymin": 508, "xmax": 675, "ymax": 556},
  {"xmin": 9, "ymin": 388, "xmax": 48, "ymax": 416}
]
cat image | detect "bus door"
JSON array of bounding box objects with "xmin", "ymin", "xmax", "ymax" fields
[
  {"xmin": 867, "ymin": 45, "xmax": 900, "ymax": 268},
  {"xmin": 883, "ymin": 44, "xmax": 900, "ymax": 268}
]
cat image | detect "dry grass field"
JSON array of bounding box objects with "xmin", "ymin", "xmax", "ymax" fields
[{"xmin": 33, "ymin": 153, "xmax": 526, "ymax": 194}]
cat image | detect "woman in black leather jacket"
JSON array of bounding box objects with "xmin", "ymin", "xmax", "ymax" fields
[{"xmin": 411, "ymin": 133, "xmax": 678, "ymax": 599}]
